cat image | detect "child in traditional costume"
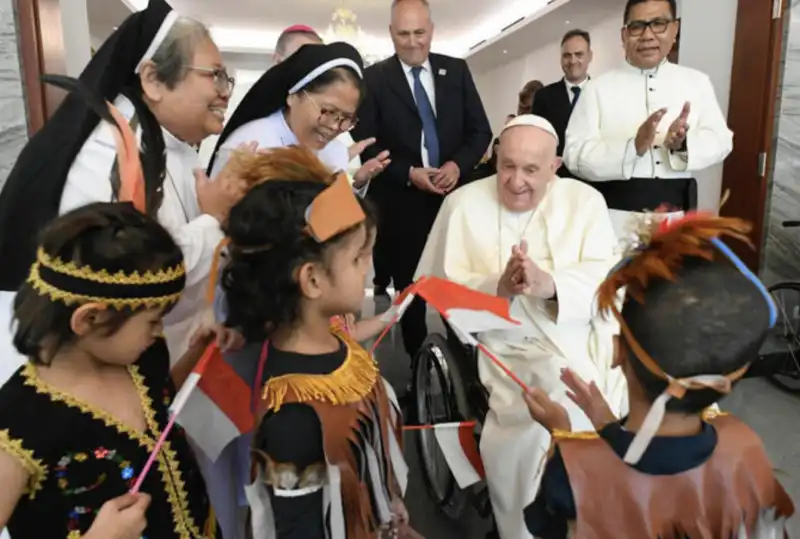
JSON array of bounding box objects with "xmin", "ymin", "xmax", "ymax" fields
[
  {"xmin": 220, "ymin": 147, "xmax": 416, "ymax": 539},
  {"xmin": 0, "ymin": 202, "xmax": 230, "ymax": 539},
  {"xmin": 227, "ymin": 147, "xmax": 391, "ymax": 344},
  {"xmin": 523, "ymin": 215, "xmax": 794, "ymax": 538}
]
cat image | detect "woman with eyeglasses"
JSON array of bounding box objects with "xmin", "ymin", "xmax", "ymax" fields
[
  {"xmin": 0, "ymin": 0, "xmax": 253, "ymax": 382},
  {"xmin": 207, "ymin": 41, "xmax": 390, "ymax": 196}
]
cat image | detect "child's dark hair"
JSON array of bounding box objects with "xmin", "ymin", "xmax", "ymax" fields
[
  {"xmin": 598, "ymin": 217, "xmax": 771, "ymax": 413},
  {"xmin": 13, "ymin": 202, "xmax": 185, "ymax": 365},
  {"xmin": 222, "ymin": 147, "xmax": 376, "ymax": 342}
]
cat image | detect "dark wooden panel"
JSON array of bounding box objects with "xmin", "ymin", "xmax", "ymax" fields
[
  {"xmin": 720, "ymin": 0, "xmax": 786, "ymax": 270},
  {"xmin": 12, "ymin": 0, "xmax": 66, "ymax": 135}
]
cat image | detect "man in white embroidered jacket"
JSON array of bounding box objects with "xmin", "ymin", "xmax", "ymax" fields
[
  {"xmin": 415, "ymin": 115, "xmax": 627, "ymax": 539},
  {"xmin": 563, "ymin": 0, "xmax": 732, "ymax": 240}
]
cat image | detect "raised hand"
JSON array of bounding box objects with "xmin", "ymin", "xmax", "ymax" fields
[
  {"xmin": 348, "ymin": 137, "xmax": 376, "ymax": 161},
  {"xmin": 665, "ymin": 101, "xmax": 691, "ymax": 150},
  {"xmin": 560, "ymin": 368, "xmax": 617, "ymax": 431},
  {"xmin": 354, "ymin": 150, "xmax": 391, "ymax": 188}
]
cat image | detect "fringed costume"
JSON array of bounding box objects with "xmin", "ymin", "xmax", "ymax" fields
[
  {"xmin": 245, "ymin": 325, "xmax": 408, "ymax": 539},
  {"xmin": 0, "ymin": 242, "xmax": 219, "ymax": 539},
  {"xmin": 526, "ymin": 214, "xmax": 794, "ymax": 539}
]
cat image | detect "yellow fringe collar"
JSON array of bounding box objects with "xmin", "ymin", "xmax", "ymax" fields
[{"xmin": 261, "ymin": 329, "xmax": 378, "ymax": 412}]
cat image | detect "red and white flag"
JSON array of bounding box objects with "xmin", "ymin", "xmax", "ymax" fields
[
  {"xmin": 174, "ymin": 345, "xmax": 256, "ymax": 461},
  {"xmin": 379, "ymin": 281, "xmax": 420, "ymax": 324},
  {"xmin": 431, "ymin": 421, "xmax": 485, "ymax": 489},
  {"xmin": 415, "ymin": 275, "xmax": 523, "ymax": 335}
]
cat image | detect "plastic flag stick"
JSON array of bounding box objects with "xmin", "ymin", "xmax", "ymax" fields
[{"xmin": 130, "ymin": 344, "xmax": 217, "ymax": 493}]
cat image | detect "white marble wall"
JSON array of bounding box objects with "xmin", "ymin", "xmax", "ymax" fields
[
  {"xmin": 0, "ymin": 0, "xmax": 27, "ymax": 193},
  {"xmin": 763, "ymin": 0, "xmax": 800, "ymax": 284}
]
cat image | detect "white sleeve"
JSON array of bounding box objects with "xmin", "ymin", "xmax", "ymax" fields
[
  {"xmin": 59, "ymin": 136, "xmax": 117, "ymax": 214},
  {"xmin": 164, "ymin": 214, "xmax": 225, "ymax": 288},
  {"xmin": 563, "ymin": 83, "xmax": 642, "ymax": 182}
]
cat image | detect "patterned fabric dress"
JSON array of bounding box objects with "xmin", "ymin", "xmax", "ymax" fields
[{"xmin": 0, "ymin": 339, "xmax": 218, "ymax": 539}]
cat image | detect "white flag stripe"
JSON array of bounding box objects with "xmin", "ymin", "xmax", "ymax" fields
[
  {"xmin": 445, "ymin": 308, "xmax": 524, "ymax": 334},
  {"xmin": 447, "ymin": 320, "xmax": 478, "ymax": 346},
  {"xmin": 433, "ymin": 426, "xmax": 481, "ymax": 489},
  {"xmin": 379, "ymin": 292, "xmax": 416, "ymax": 323},
  {"xmin": 176, "ymin": 388, "xmax": 240, "ymax": 462},
  {"xmin": 169, "ymin": 372, "xmax": 201, "ymax": 417}
]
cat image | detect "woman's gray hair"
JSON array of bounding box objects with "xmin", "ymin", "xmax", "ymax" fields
[{"xmin": 150, "ymin": 17, "xmax": 211, "ymax": 89}]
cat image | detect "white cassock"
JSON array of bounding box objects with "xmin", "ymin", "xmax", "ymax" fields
[
  {"xmin": 563, "ymin": 60, "xmax": 732, "ymax": 244},
  {"xmin": 0, "ymin": 94, "xmax": 223, "ymax": 382},
  {"xmin": 415, "ymin": 176, "xmax": 628, "ymax": 539}
]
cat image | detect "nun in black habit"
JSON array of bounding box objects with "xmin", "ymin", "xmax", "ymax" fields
[
  {"xmin": 0, "ymin": 0, "xmax": 251, "ymax": 381},
  {"xmin": 206, "ymin": 41, "xmax": 389, "ymax": 198}
]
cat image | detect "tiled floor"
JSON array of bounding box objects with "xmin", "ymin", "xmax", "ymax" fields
[{"xmin": 364, "ymin": 294, "xmax": 800, "ymax": 538}]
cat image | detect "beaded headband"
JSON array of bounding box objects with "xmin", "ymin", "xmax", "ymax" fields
[
  {"xmin": 28, "ymin": 247, "xmax": 185, "ymax": 310},
  {"xmin": 598, "ymin": 212, "xmax": 776, "ymax": 464}
]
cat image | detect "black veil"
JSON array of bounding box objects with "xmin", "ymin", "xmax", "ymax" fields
[
  {"xmin": 206, "ymin": 41, "xmax": 363, "ymax": 173},
  {"xmin": 0, "ymin": 0, "xmax": 176, "ymax": 291}
]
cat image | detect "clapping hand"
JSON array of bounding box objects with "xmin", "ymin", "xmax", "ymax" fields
[
  {"xmin": 354, "ymin": 150, "xmax": 391, "ymax": 188},
  {"xmin": 634, "ymin": 108, "xmax": 668, "ymax": 156},
  {"xmin": 665, "ymin": 101, "xmax": 691, "ymax": 151},
  {"xmin": 196, "ymin": 141, "xmax": 257, "ymax": 222},
  {"xmin": 348, "ymin": 137, "xmax": 376, "ymax": 161},
  {"xmin": 560, "ymin": 367, "xmax": 617, "ymax": 431}
]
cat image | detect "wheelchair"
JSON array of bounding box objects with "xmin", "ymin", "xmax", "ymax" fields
[{"xmin": 411, "ymin": 324, "xmax": 495, "ymax": 523}]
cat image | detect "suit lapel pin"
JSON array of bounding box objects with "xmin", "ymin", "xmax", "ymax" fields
[{"xmin": 438, "ymin": 68, "xmax": 447, "ymax": 76}]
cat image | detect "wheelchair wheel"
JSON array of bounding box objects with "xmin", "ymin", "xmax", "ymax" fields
[
  {"xmin": 760, "ymin": 282, "xmax": 800, "ymax": 394},
  {"xmin": 412, "ymin": 333, "xmax": 473, "ymax": 520}
]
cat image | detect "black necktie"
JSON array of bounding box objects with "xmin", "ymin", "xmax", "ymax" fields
[{"xmin": 570, "ymin": 86, "xmax": 581, "ymax": 106}]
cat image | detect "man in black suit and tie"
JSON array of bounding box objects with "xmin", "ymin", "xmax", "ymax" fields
[
  {"xmin": 353, "ymin": 0, "xmax": 492, "ymax": 361},
  {"xmin": 530, "ymin": 29, "xmax": 593, "ymax": 179}
]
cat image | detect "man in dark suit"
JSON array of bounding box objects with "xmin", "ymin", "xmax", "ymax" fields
[
  {"xmin": 353, "ymin": 0, "xmax": 492, "ymax": 361},
  {"xmin": 530, "ymin": 29, "xmax": 593, "ymax": 179}
]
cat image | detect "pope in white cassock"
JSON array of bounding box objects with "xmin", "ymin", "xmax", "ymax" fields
[
  {"xmin": 415, "ymin": 114, "xmax": 628, "ymax": 539},
  {"xmin": 563, "ymin": 0, "xmax": 732, "ymax": 242}
]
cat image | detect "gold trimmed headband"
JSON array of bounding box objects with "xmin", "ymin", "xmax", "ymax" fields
[{"xmin": 28, "ymin": 247, "xmax": 185, "ymax": 310}]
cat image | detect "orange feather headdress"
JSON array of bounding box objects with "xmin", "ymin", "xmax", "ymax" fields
[{"xmin": 598, "ymin": 211, "xmax": 775, "ymax": 465}]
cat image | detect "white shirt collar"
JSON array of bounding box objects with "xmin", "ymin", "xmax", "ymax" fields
[
  {"xmin": 399, "ymin": 57, "xmax": 432, "ymax": 75},
  {"xmin": 624, "ymin": 57, "xmax": 669, "ymax": 75},
  {"xmin": 564, "ymin": 77, "xmax": 589, "ymax": 92}
]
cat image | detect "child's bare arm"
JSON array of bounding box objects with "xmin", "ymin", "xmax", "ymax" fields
[
  {"xmin": 0, "ymin": 448, "xmax": 29, "ymax": 529},
  {"xmin": 352, "ymin": 315, "xmax": 389, "ymax": 342}
]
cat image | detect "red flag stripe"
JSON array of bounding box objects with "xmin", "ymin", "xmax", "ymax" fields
[
  {"xmin": 458, "ymin": 423, "xmax": 486, "ymax": 479},
  {"xmin": 416, "ymin": 276, "xmax": 519, "ymax": 325},
  {"xmin": 195, "ymin": 347, "xmax": 255, "ymax": 433}
]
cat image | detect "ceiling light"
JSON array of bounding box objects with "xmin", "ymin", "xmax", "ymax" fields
[
  {"xmin": 503, "ymin": 50, "xmax": 507, "ymax": 54},
  {"xmin": 565, "ymin": 20, "xmax": 570, "ymax": 24}
]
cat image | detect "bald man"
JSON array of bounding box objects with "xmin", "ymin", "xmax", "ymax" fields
[
  {"xmin": 416, "ymin": 115, "xmax": 628, "ymax": 539},
  {"xmin": 353, "ymin": 0, "xmax": 492, "ymax": 359}
]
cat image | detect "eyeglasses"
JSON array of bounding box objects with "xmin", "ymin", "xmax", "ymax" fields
[
  {"xmin": 187, "ymin": 66, "xmax": 235, "ymax": 94},
  {"xmin": 303, "ymin": 91, "xmax": 358, "ymax": 132},
  {"xmin": 624, "ymin": 18, "xmax": 678, "ymax": 37}
]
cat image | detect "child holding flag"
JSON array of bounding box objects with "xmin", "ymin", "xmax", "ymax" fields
[
  {"xmin": 220, "ymin": 146, "xmax": 417, "ymax": 539},
  {"xmin": 0, "ymin": 203, "xmax": 237, "ymax": 538}
]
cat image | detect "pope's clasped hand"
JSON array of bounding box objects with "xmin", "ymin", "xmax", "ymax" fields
[{"xmin": 497, "ymin": 239, "xmax": 555, "ymax": 300}]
